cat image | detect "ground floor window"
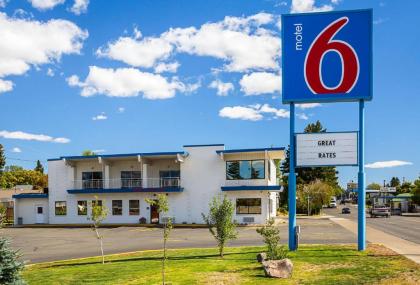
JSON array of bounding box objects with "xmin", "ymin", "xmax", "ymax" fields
[
  {"xmin": 129, "ymin": 200, "xmax": 140, "ymax": 215},
  {"xmin": 236, "ymin": 198, "xmax": 262, "ymax": 214},
  {"xmin": 112, "ymin": 200, "xmax": 123, "ymax": 215},
  {"xmin": 77, "ymin": 200, "xmax": 87, "ymax": 215},
  {"xmin": 91, "ymin": 200, "xmax": 103, "ymax": 215},
  {"xmin": 55, "ymin": 201, "xmax": 67, "ymax": 216}
]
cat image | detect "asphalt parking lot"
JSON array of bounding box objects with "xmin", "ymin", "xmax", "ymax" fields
[{"xmin": 2, "ymin": 217, "xmax": 355, "ymax": 264}]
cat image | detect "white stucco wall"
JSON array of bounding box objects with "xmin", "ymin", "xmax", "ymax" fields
[{"xmin": 14, "ymin": 198, "xmax": 49, "ymax": 225}]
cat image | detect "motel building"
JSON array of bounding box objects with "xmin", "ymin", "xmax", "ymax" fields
[{"xmin": 13, "ymin": 144, "xmax": 284, "ymax": 225}]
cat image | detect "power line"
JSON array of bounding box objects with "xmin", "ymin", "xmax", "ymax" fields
[{"xmin": 5, "ymin": 157, "xmax": 47, "ymax": 163}]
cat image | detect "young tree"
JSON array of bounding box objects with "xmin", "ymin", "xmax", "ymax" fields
[
  {"xmin": 411, "ymin": 178, "xmax": 420, "ymax": 205},
  {"xmin": 34, "ymin": 160, "xmax": 44, "ymax": 174},
  {"xmin": 0, "ymin": 205, "xmax": 6, "ymax": 227},
  {"xmin": 0, "ymin": 144, "xmax": 5, "ymax": 173},
  {"xmin": 367, "ymin": 183, "xmax": 381, "ymax": 190},
  {"xmin": 145, "ymin": 194, "xmax": 172, "ymax": 285},
  {"xmin": 256, "ymin": 218, "xmax": 288, "ymax": 260},
  {"xmin": 202, "ymin": 195, "xmax": 237, "ymax": 258},
  {"xmin": 88, "ymin": 196, "xmax": 108, "ymax": 264}
]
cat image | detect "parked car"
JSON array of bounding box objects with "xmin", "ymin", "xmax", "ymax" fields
[
  {"xmin": 370, "ymin": 207, "xmax": 391, "ymax": 218},
  {"xmin": 342, "ymin": 207, "xmax": 351, "ymax": 214},
  {"xmin": 329, "ymin": 201, "xmax": 337, "ymax": 208}
]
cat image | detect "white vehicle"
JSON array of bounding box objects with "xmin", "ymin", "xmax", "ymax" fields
[{"xmin": 329, "ymin": 197, "xmax": 337, "ymax": 208}]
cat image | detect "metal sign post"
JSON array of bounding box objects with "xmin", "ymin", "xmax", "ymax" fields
[{"xmin": 282, "ymin": 9, "xmax": 372, "ymax": 251}]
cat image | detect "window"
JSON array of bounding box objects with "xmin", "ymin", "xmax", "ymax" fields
[
  {"xmin": 160, "ymin": 170, "xmax": 180, "ymax": 187},
  {"xmin": 55, "ymin": 201, "xmax": 67, "ymax": 216},
  {"xmin": 129, "ymin": 200, "xmax": 140, "ymax": 215},
  {"xmin": 91, "ymin": 200, "xmax": 103, "ymax": 215},
  {"xmin": 121, "ymin": 171, "xmax": 142, "ymax": 188},
  {"xmin": 77, "ymin": 200, "xmax": 87, "ymax": 215},
  {"xmin": 112, "ymin": 200, "xmax": 123, "ymax": 215},
  {"xmin": 236, "ymin": 198, "xmax": 262, "ymax": 214},
  {"xmin": 82, "ymin": 172, "xmax": 103, "ymax": 189},
  {"xmin": 226, "ymin": 160, "xmax": 265, "ymax": 180}
]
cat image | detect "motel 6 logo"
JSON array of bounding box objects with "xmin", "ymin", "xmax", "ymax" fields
[{"xmin": 282, "ymin": 10, "xmax": 372, "ymax": 103}]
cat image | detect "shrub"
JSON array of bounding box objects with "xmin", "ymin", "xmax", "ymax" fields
[
  {"xmin": 256, "ymin": 218, "xmax": 288, "ymax": 260},
  {"xmin": 0, "ymin": 237, "xmax": 24, "ymax": 284}
]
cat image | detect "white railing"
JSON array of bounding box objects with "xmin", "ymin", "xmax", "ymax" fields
[
  {"xmin": 72, "ymin": 178, "xmax": 180, "ymax": 190},
  {"xmin": 224, "ymin": 179, "xmax": 268, "ymax": 187}
]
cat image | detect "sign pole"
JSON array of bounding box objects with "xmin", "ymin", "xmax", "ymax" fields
[
  {"xmin": 288, "ymin": 102, "xmax": 297, "ymax": 251},
  {"xmin": 358, "ymin": 99, "xmax": 366, "ymax": 250}
]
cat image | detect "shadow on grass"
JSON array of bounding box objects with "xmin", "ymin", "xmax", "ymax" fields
[{"xmin": 43, "ymin": 250, "xmax": 262, "ymax": 268}]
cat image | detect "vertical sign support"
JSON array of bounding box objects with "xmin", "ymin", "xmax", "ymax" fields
[
  {"xmin": 288, "ymin": 103, "xmax": 297, "ymax": 251},
  {"xmin": 358, "ymin": 99, "xmax": 366, "ymax": 250}
]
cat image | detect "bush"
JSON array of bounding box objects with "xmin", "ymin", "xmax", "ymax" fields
[
  {"xmin": 256, "ymin": 218, "xmax": 288, "ymax": 260},
  {"xmin": 0, "ymin": 237, "xmax": 24, "ymax": 284}
]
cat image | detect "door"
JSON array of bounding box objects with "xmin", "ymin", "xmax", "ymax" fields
[
  {"xmin": 150, "ymin": 202, "xmax": 159, "ymax": 224},
  {"xmin": 35, "ymin": 205, "xmax": 45, "ymax": 224}
]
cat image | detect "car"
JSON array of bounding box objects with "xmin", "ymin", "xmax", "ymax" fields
[
  {"xmin": 329, "ymin": 201, "xmax": 337, "ymax": 208},
  {"xmin": 370, "ymin": 207, "xmax": 391, "ymax": 218},
  {"xmin": 342, "ymin": 207, "xmax": 351, "ymax": 214}
]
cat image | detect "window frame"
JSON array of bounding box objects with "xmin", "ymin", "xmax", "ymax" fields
[
  {"xmin": 77, "ymin": 200, "xmax": 88, "ymax": 216},
  {"xmin": 129, "ymin": 200, "xmax": 140, "ymax": 215},
  {"xmin": 112, "ymin": 200, "xmax": 123, "ymax": 216},
  {"xmin": 55, "ymin": 201, "xmax": 67, "ymax": 216},
  {"xmin": 226, "ymin": 159, "xmax": 266, "ymax": 180},
  {"xmin": 235, "ymin": 198, "xmax": 262, "ymax": 215}
]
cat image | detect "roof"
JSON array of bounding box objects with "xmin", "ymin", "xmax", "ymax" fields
[
  {"xmin": 48, "ymin": 151, "xmax": 186, "ymax": 161},
  {"xmin": 216, "ymin": 147, "xmax": 285, "ymax": 154}
]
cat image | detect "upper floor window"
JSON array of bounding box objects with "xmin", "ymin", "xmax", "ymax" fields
[
  {"xmin": 226, "ymin": 160, "xmax": 265, "ymax": 180},
  {"xmin": 121, "ymin": 171, "xmax": 142, "ymax": 188},
  {"xmin": 82, "ymin": 172, "xmax": 103, "ymax": 189},
  {"xmin": 55, "ymin": 201, "xmax": 67, "ymax": 216},
  {"xmin": 160, "ymin": 170, "xmax": 180, "ymax": 187}
]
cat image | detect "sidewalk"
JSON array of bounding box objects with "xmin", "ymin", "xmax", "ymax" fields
[{"xmin": 330, "ymin": 217, "xmax": 420, "ymax": 264}]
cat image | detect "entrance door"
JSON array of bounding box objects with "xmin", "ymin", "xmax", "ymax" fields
[
  {"xmin": 150, "ymin": 202, "xmax": 159, "ymax": 224},
  {"xmin": 35, "ymin": 205, "xmax": 45, "ymax": 224}
]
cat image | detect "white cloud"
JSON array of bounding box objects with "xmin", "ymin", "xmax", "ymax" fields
[
  {"xmin": 117, "ymin": 107, "xmax": 125, "ymax": 113},
  {"xmin": 209, "ymin": 79, "xmax": 234, "ymax": 96},
  {"xmin": 92, "ymin": 149, "xmax": 105, "ymax": 154},
  {"xmin": 0, "ymin": 130, "xmax": 70, "ymax": 143},
  {"xmin": 0, "ymin": 12, "xmax": 87, "ymax": 93},
  {"xmin": 296, "ymin": 103, "xmax": 321, "ymax": 109},
  {"xmin": 92, "ymin": 113, "xmax": 107, "ymax": 121},
  {"xmin": 46, "ymin": 68, "xmax": 55, "ymax": 77},
  {"xmin": 11, "ymin": 147, "xmax": 21, "ymax": 153},
  {"xmin": 70, "ymin": 0, "xmax": 89, "ymax": 15},
  {"xmin": 0, "ymin": 0, "xmax": 9, "ymax": 8},
  {"xmin": 97, "ymin": 13, "xmax": 280, "ymax": 73},
  {"xmin": 154, "ymin": 62, "xmax": 180, "ymax": 73},
  {"xmin": 365, "ymin": 160, "xmax": 413, "ymax": 169},
  {"xmin": 291, "ymin": 0, "xmax": 334, "ymax": 13},
  {"xmin": 297, "ymin": 113, "xmax": 309, "ymax": 120},
  {"xmin": 28, "ymin": 0, "xmax": 65, "ymax": 10},
  {"xmin": 0, "ymin": 79, "xmax": 13, "ymax": 93},
  {"xmin": 219, "ymin": 103, "xmax": 289, "ymax": 121},
  {"xmin": 67, "ymin": 66, "xmax": 188, "ymax": 100},
  {"xmin": 240, "ymin": 72, "xmax": 281, "ymax": 95}
]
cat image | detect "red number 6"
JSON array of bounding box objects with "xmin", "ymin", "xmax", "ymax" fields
[{"xmin": 304, "ymin": 17, "xmax": 359, "ymax": 94}]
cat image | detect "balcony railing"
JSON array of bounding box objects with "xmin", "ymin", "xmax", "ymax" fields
[{"xmin": 72, "ymin": 178, "xmax": 180, "ymax": 190}]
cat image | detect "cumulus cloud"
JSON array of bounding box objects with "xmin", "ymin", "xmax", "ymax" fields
[
  {"xmin": 0, "ymin": 12, "xmax": 87, "ymax": 93},
  {"xmin": 291, "ymin": 0, "xmax": 335, "ymax": 13},
  {"xmin": 209, "ymin": 79, "xmax": 234, "ymax": 96},
  {"xmin": 154, "ymin": 61, "xmax": 180, "ymax": 73},
  {"xmin": 365, "ymin": 160, "xmax": 413, "ymax": 169},
  {"xmin": 28, "ymin": 0, "xmax": 65, "ymax": 10},
  {"xmin": 67, "ymin": 66, "xmax": 191, "ymax": 100},
  {"xmin": 70, "ymin": 0, "xmax": 89, "ymax": 15},
  {"xmin": 11, "ymin": 147, "xmax": 22, "ymax": 153},
  {"xmin": 240, "ymin": 72, "xmax": 281, "ymax": 95},
  {"xmin": 296, "ymin": 103, "xmax": 321, "ymax": 109},
  {"xmin": 117, "ymin": 107, "xmax": 125, "ymax": 113},
  {"xmin": 0, "ymin": 130, "xmax": 70, "ymax": 143},
  {"xmin": 92, "ymin": 113, "xmax": 107, "ymax": 121},
  {"xmin": 297, "ymin": 113, "xmax": 309, "ymax": 120},
  {"xmin": 97, "ymin": 13, "xmax": 280, "ymax": 73},
  {"xmin": 219, "ymin": 104, "xmax": 289, "ymax": 121}
]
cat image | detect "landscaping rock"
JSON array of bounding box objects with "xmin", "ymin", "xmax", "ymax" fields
[
  {"xmin": 256, "ymin": 252, "xmax": 267, "ymax": 263},
  {"xmin": 262, "ymin": 258, "xmax": 293, "ymax": 278}
]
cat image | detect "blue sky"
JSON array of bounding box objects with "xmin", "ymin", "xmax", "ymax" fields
[{"xmin": 0, "ymin": 0, "xmax": 418, "ymax": 188}]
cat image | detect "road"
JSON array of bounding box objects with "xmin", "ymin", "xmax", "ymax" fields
[
  {"xmin": 324, "ymin": 204, "xmax": 420, "ymax": 244},
  {"xmin": 3, "ymin": 218, "xmax": 354, "ymax": 264}
]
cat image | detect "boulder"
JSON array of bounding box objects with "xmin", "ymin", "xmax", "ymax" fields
[
  {"xmin": 262, "ymin": 258, "xmax": 293, "ymax": 278},
  {"xmin": 256, "ymin": 252, "xmax": 267, "ymax": 263}
]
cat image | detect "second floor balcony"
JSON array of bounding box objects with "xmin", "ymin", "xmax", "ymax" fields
[{"xmin": 68, "ymin": 177, "xmax": 181, "ymax": 194}]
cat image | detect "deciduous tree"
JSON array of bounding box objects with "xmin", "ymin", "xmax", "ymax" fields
[{"xmin": 88, "ymin": 196, "xmax": 108, "ymax": 264}]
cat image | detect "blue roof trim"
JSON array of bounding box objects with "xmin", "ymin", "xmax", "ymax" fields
[
  {"xmin": 47, "ymin": 158, "xmax": 62, "ymax": 161},
  {"xmin": 50, "ymin": 151, "xmax": 185, "ymax": 161},
  {"xmin": 183, "ymin": 144, "xmax": 224, "ymax": 148},
  {"xmin": 221, "ymin": 185, "xmax": 282, "ymax": 191},
  {"xmin": 13, "ymin": 193, "xmax": 48, "ymax": 199},
  {"xmin": 67, "ymin": 187, "xmax": 184, "ymax": 194},
  {"xmin": 216, "ymin": 147, "xmax": 285, "ymax": 155}
]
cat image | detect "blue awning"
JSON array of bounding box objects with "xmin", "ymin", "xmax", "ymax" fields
[
  {"xmin": 67, "ymin": 187, "xmax": 184, "ymax": 194},
  {"xmin": 13, "ymin": 193, "xmax": 48, "ymax": 199}
]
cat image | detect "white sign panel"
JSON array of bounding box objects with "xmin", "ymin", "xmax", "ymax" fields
[
  {"xmin": 296, "ymin": 132, "xmax": 358, "ymax": 167},
  {"xmin": 380, "ymin": 187, "xmax": 396, "ymax": 193}
]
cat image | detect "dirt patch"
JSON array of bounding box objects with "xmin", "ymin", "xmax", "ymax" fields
[
  {"xmin": 201, "ymin": 272, "xmax": 242, "ymax": 285},
  {"xmin": 300, "ymin": 262, "xmax": 357, "ymax": 273},
  {"xmin": 371, "ymin": 271, "xmax": 420, "ymax": 285},
  {"xmin": 367, "ymin": 244, "xmax": 399, "ymax": 257}
]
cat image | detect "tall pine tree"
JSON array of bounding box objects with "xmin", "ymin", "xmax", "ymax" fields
[{"xmin": 34, "ymin": 160, "xmax": 44, "ymax": 174}]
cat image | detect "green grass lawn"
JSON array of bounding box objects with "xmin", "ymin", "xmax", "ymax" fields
[{"xmin": 23, "ymin": 244, "xmax": 420, "ymax": 285}]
